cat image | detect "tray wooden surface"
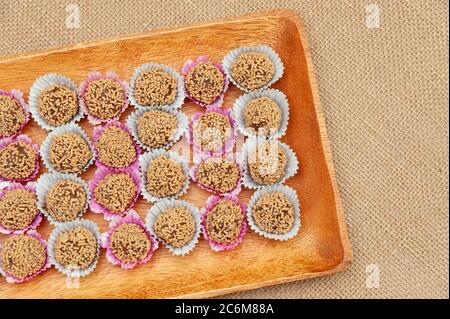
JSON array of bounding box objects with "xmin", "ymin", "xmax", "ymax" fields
[{"xmin": 0, "ymin": 9, "xmax": 352, "ymax": 299}]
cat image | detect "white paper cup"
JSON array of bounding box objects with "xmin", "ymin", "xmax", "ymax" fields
[
  {"xmin": 233, "ymin": 88, "xmax": 289, "ymax": 139},
  {"xmin": 247, "ymin": 184, "xmax": 301, "ymax": 240},
  {"xmin": 36, "ymin": 172, "xmax": 90, "ymax": 226},
  {"xmin": 129, "ymin": 63, "xmax": 185, "ymax": 110},
  {"xmin": 139, "ymin": 149, "xmax": 189, "ymax": 203},
  {"xmin": 222, "ymin": 45, "xmax": 284, "ymax": 92},
  {"xmin": 242, "ymin": 137, "xmax": 299, "ymax": 189},
  {"xmin": 127, "ymin": 106, "xmax": 188, "ymax": 152},
  {"xmin": 29, "ymin": 73, "xmax": 83, "ymax": 131},
  {"xmin": 40, "ymin": 123, "xmax": 95, "ymax": 175},
  {"xmin": 146, "ymin": 199, "xmax": 201, "ymax": 256},
  {"xmin": 48, "ymin": 219, "xmax": 101, "ymax": 277}
]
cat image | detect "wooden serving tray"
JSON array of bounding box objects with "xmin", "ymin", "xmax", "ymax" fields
[{"xmin": 0, "ymin": 9, "xmax": 351, "ymax": 299}]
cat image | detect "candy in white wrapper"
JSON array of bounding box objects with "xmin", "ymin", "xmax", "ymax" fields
[
  {"xmin": 28, "ymin": 73, "xmax": 83, "ymax": 131},
  {"xmin": 129, "ymin": 63, "xmax": 185, "ymax": 110},
  {"xmin": 48, "ymin": 219, "xmax": 101, "ymax": 277},
  {"xmin": 247, "ymin": 185, "xmax": 301, "ymax": 241},
  {"xmin": 139, "ymin": 149, "xmax": 189, "ymax": 203},
  {"xmin": 36, "ymin": 172, "xmax": 90, "ymax": 226},
  {"xmin": 233, "ymin": 89, "xmax": 289, "ymax": 139},
  {"xmin": 127, "ymin": 106, "xmax": 189, "ymax": 152},
  {"xmin": 242, "ymin": 137, "xmax": 299, "ymax": 189},
  {"xmin": 222, "ymin": 45, "xmax": 284, "ymax": 92},
  {"xmin": 146, "ymin": 199, "xmax": 201, "ymax": 256},
  {"xmin": 40, "ymin": 123, "xmax": 95, "ymax": 174}
]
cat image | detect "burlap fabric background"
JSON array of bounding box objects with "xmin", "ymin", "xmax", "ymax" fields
[{"xmin": 0, "ymin": 0, "xmax": 448, "ymax": 298}]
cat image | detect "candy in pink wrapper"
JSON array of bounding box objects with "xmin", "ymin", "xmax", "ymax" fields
[
  {"xmin": 101, "ymin": 210, "xmax": 158, "ymax": 269},
  {"xmin": 79, "ymin": 71, "xmax": 129, "ymax": 125},
  {"xmin": 0, "ymin": 89, "xmax": 30, "ymax": 140},
  {"xmin": 181, "ymin": 56, "xmax": 229, "ymax": 108},
  {"xmin": 89, "ymin": 167, "xmax": 141, "ymax": 221},
  {"xmin": 0, "ymin": 182, "xmax": 42, "ymax": 235},
  {"xmin": 200, "ymin": 194, "xmax": 247, "ymax": 252},
  {"xmin": 0, "ymin": 134, "xmax": 40, "ymax": 183},
  {"xmin": 92, "ymin": 120, "xmax": 141, "ymax": 172},
  {"xmin": 187, "ymin": 106, "xmax": 237, "ymax": 157},
  {"xmin": 189, "ymin": 155, "xmax": 242, "ymax": 197},
  {"xmin": 0, "ymin": 230, "xmax": 51, "ymax": 283}
]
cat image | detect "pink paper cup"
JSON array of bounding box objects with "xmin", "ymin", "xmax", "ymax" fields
[
  {"xmin": 189, "ymin": 155, "xmax": 242, "ymax": 197},
  {"xmin": 92, "ymin": 120, "xmax": 141, "ymax": 172},
  {"xmin": 200, "ymin": 194, "xmax": 247, "ymax": 252},
  {"xmin": 186, "ymin": 106, "xmax": 237, "ymax": 157},
  {"xmin": 79, "ymin": 71, "xmax": 130, "ymax": 125},
  {"xmin": 181, "ymin": 56, "xmax": 229, "ymax": 108},
  {"xmin": 0, "ymin": 230, "xmax": 51, "ymax": 283},
  {"xmin": 89, "ymin": 167, "xmax": 141, "ymax": 221},
  {"xmin": 101, "ymin": 210, "xmax": 158, "ymax": 269},
  {"xmin": 0, "ymin": 182, "xmax": 42, "ymax": 235},
  {"xmin": 0, "ymin": 134, "xmax": 40, "ymax": 183},
  {"xmin": 0, "ymin": 89, "xmax": 30, "ymax": 139}
]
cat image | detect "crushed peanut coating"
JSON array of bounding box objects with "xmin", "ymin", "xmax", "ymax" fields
[
  {"xmin": 244, "ymin": 97, "xmax": 281, "ymax": 135},
  {"xmin": 38, "ymin": 85, "xmax": 78, "ymax": 126},
  {"xmin": 253, "ymin": 192, "xmax": 295, "ymax": 234},
  {"xmin": 45, "ymin": 180, "xmax": 86, "ymax": 222},
  {"xmin": 0, "ymin": 189, "xmax": 38, "ymax": 231},
  {"xmin": 134, "ymin": 68, "xmax": 177, "ymax": 106},
  {"xmin": 84, "ymin": 79, "xmax": 125, "ymax": 120},
  {"xmin": 0, "ymin": 95, "xmax": 26, "ymax": 137},
  {"xmin": 54, "ymin": 226, "xmax": 97, "ymax": 270},
  {"xmin": 96, "ymin": 126, "xmax": 136, "ymax": 168},
  {"xmin": 145, "ymin": 155, "xmax": 185, "ymax": 198},
  {"xmin": 153, "ymin": 207, "xmax": 195, "ymax": 248},
  {"xmin": 137, "ymin": 109, "xmax": 177, "ymax": 148},
  {"xmin": 231, "ymin": 52, "xmax": 275, "ymax": 90},
  {"xmin": 248, "ymin": 142, "xmax": 287, "ymax": 185},
  {"xmin": 49, "ymin": 133, "xmax": 93, "ymax": 174},
  {"xmin": 185, "ymin": 62, "xmax": 224, "ymax": 104},
  {"xmin": 193, "ymin": 112, "xmax": 231, "ymax": 152},
  {"xmin": 110, "ymin": 223, "xmax": 151, "ymax": 264},
  {"xmin": 94, "ymin": 173, "xmax": 137, "ymax": 214},
  {"xmin": 196, "ymin": 158, "xmax": 240, "ymax": 193},
  {"xmin": 1, "ymin": 235, "xmax": 46, "ymax": 279},
  {"xmin": 206, "ymin": 200, "xmax": 243, "ymax": 244},
  {"xmin": 0, "ymin": 142, "xmax": 36, "ymax": 180}
]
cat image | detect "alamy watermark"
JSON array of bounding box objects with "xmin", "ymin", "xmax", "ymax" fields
[
  {"xmin": 365, "ymin": 4, "xmax": 381, "ymax": 29},
  {"xmin": 365, "ymin": 264, "xmax": 381, "ymax": 288},
  {"xmin": 64, "ymin": 265, "xmax": 81, "ymax": 289},
  {"xmin": 65, "ymin": 3, "xmax": 80, "ymax": 29}
]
